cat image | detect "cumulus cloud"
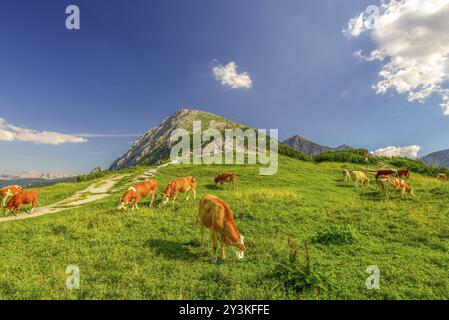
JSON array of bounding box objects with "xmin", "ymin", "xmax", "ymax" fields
[
  {"xmin": 0, "ymin": 118, "xmax": 86, "ymax": 145},
  {"xmin": 371, "ymin": 145, "xmax": 421, "ymax": 159},
  {"xmin": 344, "ymin": 0, "xmax": 449, "ymax": 114},
  {"xmin": 213, "ymin": 61, "xmax": 252, "ymax": 89}
]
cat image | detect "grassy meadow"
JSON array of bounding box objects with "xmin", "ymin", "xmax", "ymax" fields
[{"xmin": 0, "ymin": 155, "xmax": 448, "ymax": 299}]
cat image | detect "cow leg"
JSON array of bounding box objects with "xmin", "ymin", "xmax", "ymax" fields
[
  {"xmin": 200, "ymin": 226, "xmax": 205, "ymax": 245},
  {"xmin": 186, "ymin": 191, "xmax": 190, "ymax": 201},
  {"xmin": 220, "ymin": 237, "xmax": 226, "ymax": 259},
  {"xmin": 173, "ymin": 191, "xmax": 179, "ymax": 203},
  {"xmin": 192, "ymin": 189, "xmax": 196, "ymax": 200},
  {"xmin": 150, "ymin": 192, "xmax": 155, "ymax": 207},
  {"xmin": 212, "ymin": 232, "xmax": 218, "ymax": 261}
]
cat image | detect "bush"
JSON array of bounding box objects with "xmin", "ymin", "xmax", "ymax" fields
[
  {"xmin": 77, "ymin": 168, "xmax": 109, "ymax": 182},
  {"xmin": 312, "ymin": 224, "xmax": 360, "ymax": 245},
  {"xmin": 278, "ymin": 144, "xmax": 312, "ymax": 162},
  {"xmin": 273, "ymin": 240, "xmax": 322, "ymax": 296},
  {"xmin": 314, "ymin": 149, "xmax": 377, "ymax": 165}
]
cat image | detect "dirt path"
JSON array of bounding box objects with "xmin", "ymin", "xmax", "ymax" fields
[
  {"xmin": 0, "ymin": 163, "xmax": 172, "ymax": 223},
  {"xmin": 0, "ymin": 174, "xmax": 128, "ymax": 223}
]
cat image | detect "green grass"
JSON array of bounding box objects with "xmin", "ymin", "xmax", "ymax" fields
[
  {"xmin": 0, "ymin": 156, "xmax": 448, "ymax": 299},
  {"xmin": 36, "ymin": 181, "xmax": 96, "ymax": 207}
]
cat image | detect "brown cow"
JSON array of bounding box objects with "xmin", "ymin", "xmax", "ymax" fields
[
  {"xmin": 197, "ymin": 194, "xmax": 245, "ymax": 260},
  {"xmin": 437, "ymin": 173, "xmax": 448, "ymax": 181},
  {"xmin": 118, "ymin": 179, "xmax": 158, "ymax": 210},
  {"xmin": 0, "ymin": 185, "xmax": 22, "ymax": 207},
  {"xmin": 377, "ymin": 175, "xmax": 413, "ymax": 199},
  {"xmin": 214, "ymin": 172, "xmax": 237, "ymax": 190},
  {"xmin": 396, "ymin": 169, "xmax": 410, "ymax": 179},
  {"xmin": 162, "ymin": 177, "xmax": 196, "ymax": 204},
  {"xmin": 7, "ymin": 189, "xmax": 39, "ymax": 214},
  {"xmin": 375, "ymin": 169, "xmax": 397, "ymax": 180}
]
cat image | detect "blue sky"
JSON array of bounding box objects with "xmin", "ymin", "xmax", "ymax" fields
[{"xmin": 1, "ymin": 0, "xmax": 448, "ymax": 174}]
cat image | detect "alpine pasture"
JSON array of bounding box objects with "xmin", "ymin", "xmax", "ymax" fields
[{"xmin": 0, "ymin": 155, "xmax": 448, "ymax": 299}]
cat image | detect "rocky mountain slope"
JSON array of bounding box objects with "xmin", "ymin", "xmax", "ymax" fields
[
  {"xmin": 282, "ymin": 135, "xmax": 352, "ymax": 156},
  {"xmin": 421, "ymin": 149, "xmax": 449, "ymax": 168},
  {"xmin": 109, "ymin": 109, "xmax": 246, "ymax": 170}
]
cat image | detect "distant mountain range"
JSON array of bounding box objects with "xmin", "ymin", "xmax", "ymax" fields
[
  {"xmin": 109, "ymin": 108, "xmax": 449, "ymax": 171},
  {"xmin": 0, "ymin": 172, "xmax": 76, "ymax": 188},
  {"xmin": 0, "ymin": 171, "xmax": 74, "ymax": 181},
  {"xmin": 282, "ymin": 135, "xmax": 352, "ymax": 156},
  {"xmin": 110, "ymin": 109, "xmax": 356, "ymax": 170},
  {"xmin": 421, "ymin": 149, "xmax": 449, "ymax": 168}
]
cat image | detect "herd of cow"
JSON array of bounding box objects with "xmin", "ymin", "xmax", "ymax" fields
[
  {"xmin": 1, "ymin": 167, "xmax": 448, "ymax": 261},
  {"xmin": 116, "ymin": 172, "xmax": 244, "ymax": 260},
  {"xmin": 343, "ymin": 168, "xmax": 448, "ymax": 199},
  {"xmin": 0, "ymin": 172, "xmax": 243, "ymax": 261}
]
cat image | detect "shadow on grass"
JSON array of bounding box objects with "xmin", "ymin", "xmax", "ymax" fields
[
  {"xmin": 205, "ymin": 184, "xmax": 221, "ymax": 191},
  {"xmin": 335, "ymin": 182, "xmax": 354, "ymax": 188},
  {"xmin": 358, "ymin": 191, "xmax": 381, "ymax": 201},
  {"xmin": 145, "ymin": 238, "xmax": 202, "ymax": 261}
]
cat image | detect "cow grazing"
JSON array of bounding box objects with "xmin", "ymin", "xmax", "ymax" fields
[
  {"xmin": 350, "ymin": 171, "xmax": 369, "ymax": 188},
  {"xmin": 396, "ymin": 169, "xmax": 410, "ymax": 179},
  {"xmin": 118, "ymin": 179, "xmax": 158, "ymax": 210},
  {"xmin": 437, "ymin": 173, "xmax": 448, "ymax": 181},
  {"xmin": 342, "ymin": 170, "xmax": 351, "ymax": 183},
  {"xmin": 375, "ymin": 169, "xmax": 397, "ymax": 180},
  {"xmin": 162, "ymin": 177, "xmax": 196, "ymax": 204},
  {"xmin": 0, "ymin": 185, "xmax": 22, "ymax": 208},
  {"xmin": 377, "ymin": 175, "xmax": 413, "ymax": 199},
  {"xmin": 7, "ymin": 189, "xmax": 39, "ymax": 214},
  {"xmin": 214, "ymin": 172, "xmax": 237, "ymax": 190},
  {"xmin": 197, "ymin": 194, "xmax": 246, "ymax": 260}
]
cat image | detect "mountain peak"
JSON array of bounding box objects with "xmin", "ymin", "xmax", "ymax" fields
[
  {"xmin": 283, "ymin": 135, "xmax": 352, "ymax": 156},
  {"xmin": 421, "ymin": 149, "xmax": 449, "ymax": 168},
  {"xmin": 109, "ymin": 108, "xmax": 244, "ymax": 170}
]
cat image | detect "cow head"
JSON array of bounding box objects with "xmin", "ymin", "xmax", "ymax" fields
[
  {"xmin": 117, "ymin": 201, "xmax": 127, "ymax": 211},
  {"xmin": 161, "ymin": 192, "xmax": 170, "ymax": 204},
  {"xmin": 234, "ymin": 234, "xmax": 246, "ymax": 260}
]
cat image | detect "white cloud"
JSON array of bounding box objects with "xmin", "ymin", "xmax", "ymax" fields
[
  {"xmin": 343, "ymin": 13, "xmax": 365, "ymax": 38},
  {"xmin": 213, "ymin": 61, "xmax": 253, "ymax": 89},
  {"xmin": 344, "ymin": 0, "xmax": 449, "ymax": 115},
  {"xmin": 0, "ymin": 118, "xmax": 86, "ymax": 145},
  {"xmin": 371, "ymin": 145, "xmax": 421, "ymax": 159}
]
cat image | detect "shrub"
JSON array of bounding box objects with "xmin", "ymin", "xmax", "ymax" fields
[
  {"xmin": 314, "ymin": 149, "xmax": 377, "ymax": 165},
  {"xmin": 312, "ymin": 224, "xmax": 359, "ymax": 245},
  {"xmin": 278, "ymin": 144, "xmax": 312, "ymax": 162},
  {"xmin": 77, "ymin": 168, "xmax": 109, "ymax": 182},
  {"xmin": 273, "ymin": 240, "xmax": 322, "ymax": 296}
]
